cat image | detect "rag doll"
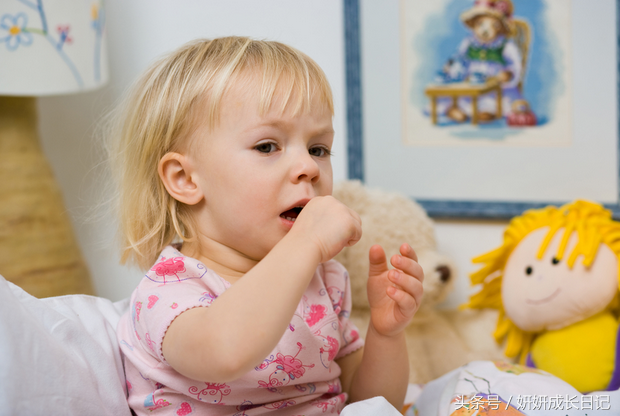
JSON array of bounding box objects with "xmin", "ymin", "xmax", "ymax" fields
[{"xmin": 467, "ymin": 200, "xmax": 620, "ymax": 393}]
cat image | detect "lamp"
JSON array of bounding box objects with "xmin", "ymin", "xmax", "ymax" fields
[{"xmin": 0, "ymin": 0, "xmax": 108, "ymax": 297}]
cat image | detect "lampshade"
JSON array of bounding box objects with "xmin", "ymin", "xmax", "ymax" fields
[{"xmin": 0, "ymin": 0, "xmax": 108, "ymax": 96}]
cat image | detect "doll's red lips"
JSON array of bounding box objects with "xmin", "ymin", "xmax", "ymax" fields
[{"xmin": 526, "ymin": 288, "xmax": 561, "ymax": 305}]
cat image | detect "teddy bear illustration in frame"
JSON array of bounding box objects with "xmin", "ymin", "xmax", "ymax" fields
[
  {"xmin": 467, "ymin": 200, "xmax": 620, "ymax": 393},
  {"xmin": 400, "ymin": 0, "xmax": 573, "ymax": 144},
  {"xmin": 425, "ymin": 0, "xmax": 535, "ymax": 126}
]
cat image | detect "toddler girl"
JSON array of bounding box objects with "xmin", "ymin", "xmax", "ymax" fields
[{"xmin": 112, "ymin": 36, "xmax": 424, "ymax": 415}]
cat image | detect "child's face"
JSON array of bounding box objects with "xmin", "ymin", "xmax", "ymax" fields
[
  {"xmin": 501, "ymin": 227, "xmax": 618, "ymax": 332},
  {"xmin": 187, "ymin": 73, "xmax": 334, "ymax": 261}
]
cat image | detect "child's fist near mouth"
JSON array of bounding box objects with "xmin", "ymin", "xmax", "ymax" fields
[
  {"xmin": 291, "ymin": 196, "xmax": 362, "ymax": 264},
  {"xmin": 367, "ymin": 243, "xmax": 424, "ymax": 337}
]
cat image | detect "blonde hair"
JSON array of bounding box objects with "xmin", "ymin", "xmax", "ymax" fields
[
  {"xmin": 466, "ymin": 200, "xmax": 620, "ymax": 362},
  {"xmin": 106, "ymin": 36, "xmax": 334, "ymax": 270}
]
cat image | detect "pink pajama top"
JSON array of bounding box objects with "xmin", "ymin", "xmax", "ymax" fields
[{"xmin": 117, "ymin": 246, "xmax": 364, "ymax": 415}]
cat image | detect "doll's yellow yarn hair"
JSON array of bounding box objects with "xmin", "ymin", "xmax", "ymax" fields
[{"xmin": 466, "ymin": 200, "xmax": 620, "ymax": 363}]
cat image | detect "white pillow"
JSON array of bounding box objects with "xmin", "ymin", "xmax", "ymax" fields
[{"xmin": 0, "ymin": 274, "xmax": 131, "ymax": 416}]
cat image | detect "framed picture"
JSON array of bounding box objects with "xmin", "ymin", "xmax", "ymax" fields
[{"xmin": 344, "ymin": 0, "xmax": 620, "ymax": 219}]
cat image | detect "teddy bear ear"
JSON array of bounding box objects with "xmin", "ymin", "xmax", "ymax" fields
[
  {"xmin": 436, "ymin": 265, "xmax": 452, "ymax": 284},
  {"xmin": 416, "ymin": 250, "xmax": 457, "ymax": 308}
]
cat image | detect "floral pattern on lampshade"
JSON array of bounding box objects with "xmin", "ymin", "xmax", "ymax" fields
[{"xmin": 0, "ymin": 0, "xmax": 108, "ymax": 95}]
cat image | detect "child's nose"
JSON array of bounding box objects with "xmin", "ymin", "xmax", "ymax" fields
[{"xmin": 290, "ymin": 152, "xmax": 320, "ymax": 184}]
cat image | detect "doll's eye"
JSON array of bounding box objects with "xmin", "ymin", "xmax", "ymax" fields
[
  {"xmin": 551, "ymin": 257, "xmax": 560, "ymax": 265},
  {"xmin": 525, "ymin": 266, "xmax": 533, "ymax": 276}
]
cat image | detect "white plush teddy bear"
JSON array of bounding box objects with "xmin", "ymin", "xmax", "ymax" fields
[{"xmin": 333, "ymin": 180, "xmax": 506, "ymax": 384}]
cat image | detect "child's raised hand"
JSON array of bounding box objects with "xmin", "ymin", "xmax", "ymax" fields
[
  {"xmin": 366, "ymin": 243, "xmax": 423, "ymax": 337},
  {"xmin": 292, "ymin": 196, "xmax": 362, "ymax": 263}
]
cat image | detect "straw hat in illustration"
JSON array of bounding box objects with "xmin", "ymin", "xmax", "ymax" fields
[{"xmin": 461, "ymin": 0, "xmax": 516, "ymax": 36}]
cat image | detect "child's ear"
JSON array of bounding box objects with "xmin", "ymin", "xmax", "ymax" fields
[{"xmin": 158, "ymin": 152, "xmax": 203, "ymax": 205}]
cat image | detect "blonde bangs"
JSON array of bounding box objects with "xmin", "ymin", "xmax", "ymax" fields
[
  {"xmin": 253, "ymin": 44, "xmax": 334, "ymax": 118},
  {"xmin": 466, "ymin": 200, "xmax": 620, "ymax": 361},
  {"xmin": 195, "ymin": 39, "xmax": 334, "ymax": 132}
]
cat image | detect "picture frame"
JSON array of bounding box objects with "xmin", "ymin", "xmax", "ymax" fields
[{"xmin": 343, "ymin": 0, "xmax": 620, "ymax": 219}]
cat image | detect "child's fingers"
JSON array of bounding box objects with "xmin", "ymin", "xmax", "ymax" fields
[
  {"xmin": 347, "ymin": 209, "xmax": 363, "ymax": 247},
  {"xmin": 368, "ymin": 244, "xmax": 389, "ymax": 276},
  {"xmin": 386, "ymin": 286, "xmax": 418, "ymax": 317},
  {"xmin": 388, "ymin": 270, "xmax": 423, "ymax": 301},
  {"xmin": 400, "ymin": 243, "xmax": 418, "ymax": 262},
  {"xmin": 390, "ymin": 254, "xmax": 424, "ymax": 283}
]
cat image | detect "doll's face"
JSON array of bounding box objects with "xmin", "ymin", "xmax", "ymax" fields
[
  {"xmin": 472, "ymin": 16, "xmax": 503, "ymax": 43},
  {"xmin": 502, "ymin": 227, "xmax": 618, "ymax": 332}
]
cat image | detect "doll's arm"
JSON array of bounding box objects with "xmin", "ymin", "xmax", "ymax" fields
[
  {"xmin": 500, "ymin": 41, "xmax": 522, "ymax": 88},
  {"xmin": 456, "ymin": 37, "xmax": 471, "ymax": 58},
  {"xmin": 162, "ymin": 196, "xmax": 361, "ymax": 383}
]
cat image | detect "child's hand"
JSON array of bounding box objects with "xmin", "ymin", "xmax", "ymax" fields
[
  {"xmin": 292, "ymin": 196, "xmax": 362, "ymax": 263},
  {"xmin": 366, "ymin": 243, "xmax": 423, "ymax": 337}
]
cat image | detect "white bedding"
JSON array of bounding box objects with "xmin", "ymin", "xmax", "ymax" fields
[{"xmin": 0, "ymin": 275, "xmax": 131, "ymax": 416}]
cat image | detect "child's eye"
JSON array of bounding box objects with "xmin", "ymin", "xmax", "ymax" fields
[
  {"xmin": 254, "ymin": 142, "xmax": 278, "ymax": 153},
  {"xmin": 309, "ymin": 146, "xmax": 331, "ymax": 157}
]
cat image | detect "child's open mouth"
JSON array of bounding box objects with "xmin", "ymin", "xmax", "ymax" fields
[{"xmin": 280, "ymin": 206, "xmax": 304, "ymax": 222}]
